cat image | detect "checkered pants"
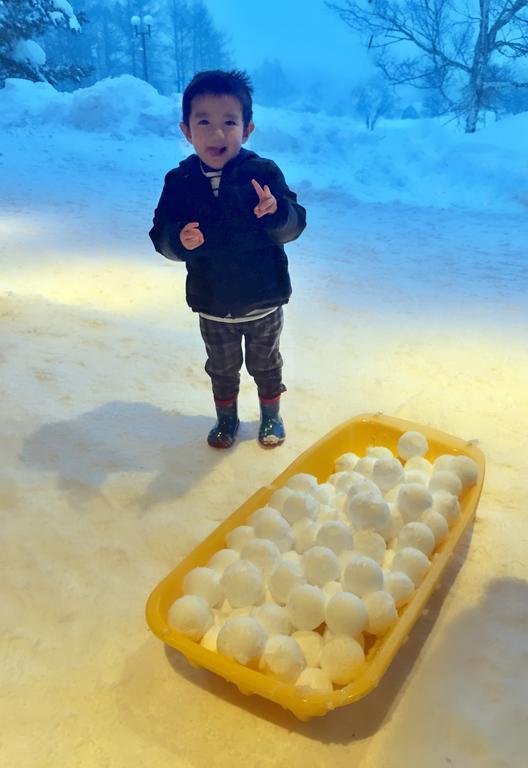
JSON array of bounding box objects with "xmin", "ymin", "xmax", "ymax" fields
[{"xmin": 199, "ymin": 307, "xmax": 286, "ymax": 400}]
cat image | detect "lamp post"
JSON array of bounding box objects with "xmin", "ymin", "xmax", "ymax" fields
[{"xmin": 131, "ymin": 14, "xmax": 153, "ymax": 83}]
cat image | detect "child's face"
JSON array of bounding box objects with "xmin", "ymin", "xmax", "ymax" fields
[{"xmin": 180, "ymin": 93, "xmax": 254, "ymax": 169}]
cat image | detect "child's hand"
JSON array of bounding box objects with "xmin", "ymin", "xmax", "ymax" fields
[
  {"xmin": 180, "ymin": 221, "xmax": 204, "ymax": 250},
  {"xmin": 251, "ymin": 179, "xmax": 278, "ymax": 218}
]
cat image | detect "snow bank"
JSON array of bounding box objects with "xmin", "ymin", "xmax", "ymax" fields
[
  {"xmin": 1, "ymin": 75, "xmax": 528, "ymax": 211},
  {"xmin": 0, "ymin": 75, "xmax": 181, "ymax": 136}
]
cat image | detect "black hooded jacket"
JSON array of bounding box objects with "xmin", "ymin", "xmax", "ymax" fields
[{"xmin": 149, "ymin": 148, "xmax": 307, "ymax": 317}]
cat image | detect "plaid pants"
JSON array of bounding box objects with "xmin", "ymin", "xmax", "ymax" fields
[{"xmin": 199, "ymin": 307, "xmax": 286, "ymax": 400}]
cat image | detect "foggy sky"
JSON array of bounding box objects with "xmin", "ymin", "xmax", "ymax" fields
[{"xmin": 204, "ymin": 0, "xmax": 374, "ymax": 85}]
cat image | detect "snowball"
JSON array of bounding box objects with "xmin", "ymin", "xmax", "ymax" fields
[
  {"xmin": 248, "ymin": 506, "xmax": 278, "ymax": 527},
  {"xmin": 335, "ymin": 452, "xmax": 360, "ymax": 472},
  {"xmin": 291, "ymin": 517, "xmax": 319, "ymax": 553},
  {"xmin": 292, "ymin": 630, "xmax": 323, "ymax": 667},
  {"xmin": 345, "ymin": 490, "xmax": 390, "ymax": 533},
  {"xmin": 422, "ymin": 508, "xmax": 449, "ymax": 544},
  {"xmin": 225, "ymin": 525, "xmax": 255, "ymax": 552},
  {"xmin": 450, "ymin": 455, "xmax": 479, "ymax": 487},
  {"xmin": 397, "ymin": 483, "xmax": 433, "ymax": 522},
  {"xmin": 240, "ymin": 538, "xmax": 281, "ymax": 576},
  {"xmin": 268, "ymin": 559, "xmax": 306, "ymax": 604},
  {"xmin": 315, "ymin": 520, "xmax": 353, "ymax": 554},
  {"xmin": 200, "ymin": 623, "xmax": 221, "ymax": 652},
  {"xmin": 397, "ymin": 522, "xmax": 435, "ymax": 557},
  {"xmin": 322, "ymin": 580, "xmax": 342, "ymax": 600},
  {"xmin": 268, "ymin": 487, "xmax": 293, "ymax": 512},
  {"xmin": 432, "ymin": 490, "xmax": 461, "ymax": 525},
  {"xmin": 183, "ymin": 566, "xmax": 224, "ymax": 607},
  {"xmin": 383, "ymin": 570, "xmax": 415, "ymax": 608},
  {"xmin": 221, "ymin": 559, "xmax": 265, "ymax": 608},
  {"xmin": 325, "ymin": 591, "xmax": 368, "ymax": 637},
  {"xmin": 168, "ymin": 595, "xmax": 213, "ymax": 640},
  {"xmin": 328, "ymin": 470, "xmax": 348, "ymax": 488},
  {"xmin": 260, "ymin": 634, "xmax": 305, "ymax": 682},
  {"xmin": 339, "ymin": 549, "xmax": 362, "ymax": 574},
  {"xmin": 282, "ymin": 549, "xmax": 302, "ymax": 564},
  {"xmin": 429, "ymin": 470, "xmax": 463, "ymax": 497},
  {"xmin": 371, "ymin": 457, "xmax": 405, "ymax": 492},
  {"xmin": 392, "ymin": 547, "xmax": 430, "ymax": 586},
  {"xmin": 295, "ymin": 667, "xmax": 333, "ymax": 695},
  {"xmin": 378, "ymin": 503, "xmax": 404, "ymax": 541},
  {"xmin": 253, "ymin": 604, "xmax": 292, "ymax": 636},
  {"xmin": 363, "ymin": 590, "xmax": 398, "ymax": 635},
  {"xmin": 433, "ymin": 454, "xmax": 455, "ymax": 472},
  {"xmin": 285, "ymin": 473, "xmax": 318, "ymax": 492},
  {"xmin": 354, "ymin": 456, "xmax": 376, "ymax": 477},
  {"xmin": 405, "ymin": 456, "xmax": 433, "ymax": 476},
  {"xmin": 367, "ymin": 445, "xmax": 394, "ymax": 459},
  {"xmin": 207, "ymin": 548, "xmax": 239, "ymax": 574},
  {"xmin": 352, "ymin": 529, "xmax": 387, "ymax": 564},
  {"xmin": 330, "ymin": 470, "xmax": 378, "ymax": 496},
  {"xmin": 342, "ymin": 555, "xmax": 384, "ymax": 597},
  {"xmin": 286, "ymin": 584, "xmax": 326, "ymax": 630},
  {"xmin": 252, "ymin": 508, "xmax": 293, "ymax": 552},
  {"xmin": 404, "ymin": 469, "xmax": 429, "ymax": 486},
  {"xmin": 320, "ymin": 636, "xmax": 365, "ymax": 685},
  {"xmin": 397, "ymin": 431, "xmax": 429, "ymax": 461},
  {"xmin": 309, "ymin": 482, "xmax": 336, "ymax": 505},
  {"xmin": 302, "ymin": 545, "xmax": 340, "ymax": 586},
  {"xmin": 317, "ymin": 503, "xmax": 340, "ymax": 522},
  {"xmin": 216, "ymin": 616, "xmax": 266, "ymax": 665},
  {"xmin": 281, "ymin": 491, "xmax": 318, "ymax": 524},
  {"xmin": 332, "ymin": 492, "xmax": 347, "ymax": 515}
]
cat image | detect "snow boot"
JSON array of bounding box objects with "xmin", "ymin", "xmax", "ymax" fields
[
  {"xmin": 207, "ymin": 396, "xmax": 239, "ymax": 449},
  {"xmin": 258, "ymin": 394, "xmax": 285, "ymax": 448}
]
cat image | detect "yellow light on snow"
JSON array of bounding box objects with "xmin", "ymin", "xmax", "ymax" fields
[{"xmin": 2, "ymin": 258, "xmax": 185, "ymax": 316}]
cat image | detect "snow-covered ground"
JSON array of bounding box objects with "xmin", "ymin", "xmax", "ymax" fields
[{"xmin": 1, "ymin": 76, "xmax": 527, "ymax": 767}]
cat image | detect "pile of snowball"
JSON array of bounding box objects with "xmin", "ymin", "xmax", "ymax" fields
[{"xmin": 168, "ymin": 431, "xmax": 478, "ymax": 695}]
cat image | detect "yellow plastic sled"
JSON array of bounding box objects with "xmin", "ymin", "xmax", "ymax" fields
[{"xmin": 145, "ymin": 413, "xmax": 485, "ymax": 720}]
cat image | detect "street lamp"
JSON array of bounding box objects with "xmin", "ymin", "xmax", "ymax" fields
[{"xmin": 131, "ymin": 14, "xmax": 153, "ymax": 83}]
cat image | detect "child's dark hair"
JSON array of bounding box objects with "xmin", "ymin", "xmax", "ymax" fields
[{"xmin": 182, "ymin": 69, "xmax": 254, "ymax": 128}]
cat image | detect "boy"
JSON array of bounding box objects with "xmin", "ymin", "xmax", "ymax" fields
[{"xmin": 149, "ymin": 70, "xmax": 306, "ymax": 449}]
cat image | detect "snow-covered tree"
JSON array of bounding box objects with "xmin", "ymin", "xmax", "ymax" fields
[
  {"xmin": 0, "ymin": 0, "xmax": 82, "ymax": 86},
  {"xmin": 327, "ymin": 0, "xmax": 528, "ymax": 132}
]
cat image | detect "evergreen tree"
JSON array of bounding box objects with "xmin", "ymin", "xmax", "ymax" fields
[
  {"xmin": 251, "ymin": 59, "xmax": 295, "ymax": 107},
  {"xmin": 0, "ymin": 0, "xmax": 83, "ymax": 86},
  {"xmin": 166, "ymin": 0, "xmax": 231, "ymax": 92}
]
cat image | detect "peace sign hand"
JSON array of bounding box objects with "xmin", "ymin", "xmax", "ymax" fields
[{"xmin": 251, "ymin": 178, "xmax": 278, "ymax": 218}]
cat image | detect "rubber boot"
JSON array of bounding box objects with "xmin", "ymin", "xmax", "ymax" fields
[
  {"xmin": 207, "ymin": 396, "xmax": 239, "ymax": 449},
  {"xmin": 258, "ymin": 394, "xmax": 285, "ymax": 448}
]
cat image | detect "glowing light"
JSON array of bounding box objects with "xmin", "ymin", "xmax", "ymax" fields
[{"xmin": 2, "ymin": 257, "xmax": 186, "ymax": 316}]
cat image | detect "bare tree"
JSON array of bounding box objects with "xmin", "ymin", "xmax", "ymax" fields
[
  {"xmin": 166, "ymin": 0, "xmax": 231, "ymax": 92},
  {"xmin": 352, "ymin": 75, "xmax": 397, "ymax": 128},
  {"xmin": 326, "ymin": 0, "xmax": 528, "ymax": 132}
]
